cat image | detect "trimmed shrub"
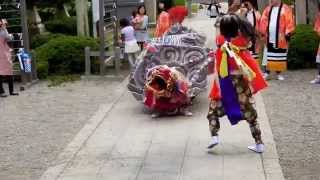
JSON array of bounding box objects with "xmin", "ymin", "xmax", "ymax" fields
[
  {"xmin": 191, "ymin": 3, "xmax": 199, "ymax": 13},
  {"xmin": 35, "ymin": 36, "xmax": 99, "ymax": 79},
  {"xmin": 175, "ymin": 0, "xmax": 186, "ymax": 6},
  {"xmin": 287, "ymin": 24, "xmax": 320, "ymax": 69},
  {"xmin": 45, "ymin": 16, "xmax": 77, "ymax": 35},
  {"xmin": 31, "ymin": 33, "xmax": 65, "ymax": 49},
  {"xmin": 282, "ymin": 0, "xmax": 294, "ymax": 5}
]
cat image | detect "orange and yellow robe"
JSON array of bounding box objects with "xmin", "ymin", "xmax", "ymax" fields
[
  {"xmin": 208, "ymin": 35, "xmax": 267, "ymax": 125},
  {"xmin": 210, "ymin": 35, "xmax": 267, "ymax": 100},
  {"xmin": 315, "ymin": 12, "xmax": 320, "ymax": 63},
  {"xmin": 154, "ymin": 11, "xmax": 171, "ymax": 38},
  {"xmin": 260, "ymin": 3, "xmax": 295, "ymax": 72}
]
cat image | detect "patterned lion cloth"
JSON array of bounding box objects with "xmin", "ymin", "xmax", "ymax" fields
[{"xmin": 127, "ymin": 25, "xmax": 212, "ymax": 115}]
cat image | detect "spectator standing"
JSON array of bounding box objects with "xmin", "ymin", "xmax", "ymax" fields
[
  {"xmin": 207, "ymin": 0, "xmax": 221, "ymax": 18},
  {"xmin": 155, "ymin": 0, "xmax": 171, "ymax": 37},
  {"xmin": 310, "ymin": 3, "xmax": 320, "ymax": 84},
  {"xmin": 239, "ymin": 0, "xmax": 261, "ymax": 60},
  {"xmin": 260, "ymin": 0, "xmax": 295, "ymax": 80},
  {"xmin": 228, "ymin": 0, "xmax": 241, "ymax": 14},
  {"xmin": 0, "ymin": 19, "xmax": 18, "ymax": 97},
  {"xmin": 120, "ymin": 18, "xmax": 140, "ymax": 71},
  {"xmin": 132, "ymin": 5, "xmax": 149, "ymax": 50}
]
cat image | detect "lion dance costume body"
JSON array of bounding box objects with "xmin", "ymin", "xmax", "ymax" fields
[{"xmin": 128, "ymin": 6, "xmax": 212, "ymax": 117}]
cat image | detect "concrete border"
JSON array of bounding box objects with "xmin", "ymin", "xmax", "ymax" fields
[
  {"xmin": 256, "ymin": 94, "xmax": 285, "ymax": 180},
  {"xmin": 38, "ymin": 77, "xmax": 129, "ymax": 180}
]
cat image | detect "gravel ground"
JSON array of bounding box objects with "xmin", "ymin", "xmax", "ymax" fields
[
  {"xmin": 0, "ymin": 76, "xmax": 127, "ymax": 180},
  {"xmin": 262, "ymin": 70, "xmax": 320, "ymax": 180}
]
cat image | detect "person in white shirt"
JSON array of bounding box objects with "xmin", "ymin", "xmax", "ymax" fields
[{"xmin": 260, "ymin": 0, "xmax": 295, "ymax": 80}]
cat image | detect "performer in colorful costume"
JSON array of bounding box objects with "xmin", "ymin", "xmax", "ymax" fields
[
  {"xmin": 310, "ymin": 3, "xmax": 320, "ymax": 84},
  {"xmin": 155, "ymin": 0, "xmax": 172, "ymax": 37},
  {"xmin": 128, "ymin": 7, "xmax": 211, "ymax": 118},
  {"xmin": 155, "ymin": 2, "xmax": 188, "ymax": 38},
  {"xmin": 260, "ymin": 0, "xmax": 295, "ymax": 80},
  {"xmin": 207, "ymin": 14, "xmax": 267, "ymax": 153}
]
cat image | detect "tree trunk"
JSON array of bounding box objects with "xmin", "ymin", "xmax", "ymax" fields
[
  {"xmin": 27, "ymin": 5, "xmax": 45, "ymax": 35},
  {"xmin": 296, "ymin": 0, "xmax": 307, "ymax": 24},
  {"xmin": 145, "ymin": 0, "xmax": 157, "ymax": 25},
  {"xmin": 75, "ymin": 0, "xmax": 90, "ymax": 36},
  {"xmin": 308, "ymin": 0, "xmax": 318, "ymax": 24}
]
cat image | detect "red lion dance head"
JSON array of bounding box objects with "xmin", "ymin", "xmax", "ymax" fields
[{"xmin": 144, "ymin": 65, "xmax": 190, "ymax": 113}]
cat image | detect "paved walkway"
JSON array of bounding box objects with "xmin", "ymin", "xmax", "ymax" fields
[{"xmin": 39, "ymin": 10, "xmax": 284, "ymax": 180}]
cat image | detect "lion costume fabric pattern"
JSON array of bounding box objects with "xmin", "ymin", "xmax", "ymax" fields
[{"xmin": 127, "ymin": 25, "xmax": 212, "ymax": 113}]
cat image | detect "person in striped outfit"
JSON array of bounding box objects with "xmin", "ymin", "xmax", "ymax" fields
[{"xmin": 260, "ymin": 0, "xmax": 295, "ymax": 80}]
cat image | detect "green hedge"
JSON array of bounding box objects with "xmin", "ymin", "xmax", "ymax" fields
[
  {"xmin": 175, "ymin": 0, "xmax": 186, "ymax": 6},
  {"xmin": 31, "ymin": 33, "xmax": 65, "ymax": 49},
  {"xmin": 282, "ymin": 0, "xmax": 294, "ymax": 5},
  {"xmin": 45, "ymin": 17, "xmax": 77, "ymax": 35},
  {"xmin": 287, "ymin": 24, "xmax": 320, "ymax": 69},
  {"xmin": 35, "ymin": 36, "xmax": 99, "ymax": 79}
]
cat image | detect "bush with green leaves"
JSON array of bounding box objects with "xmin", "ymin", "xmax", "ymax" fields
[
  {"xmin": 31, "ymin": 33, "xmax": 65, "ymax": 49},
  {"xmin": 35, "ymin": 36, "xmax": 99, "ymax": 79},
  {"xmin": 287, "ymin": 24, "xmax": 320, "ymax": 69},
  {"xmin": 282, "ymin": 0, "xmax": 294, "ymax": 5},
  {"xmin": 175, "ymin": 0, "xmax": 186, "ymax": 5},
  {"xmin": 45, "ymin": 16, "xmax": 77, "ymax": 35}
]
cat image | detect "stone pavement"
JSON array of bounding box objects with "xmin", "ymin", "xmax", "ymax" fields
[{"xmin": 39, "ymin": 8, "xmax": 285, "ymax": 180}]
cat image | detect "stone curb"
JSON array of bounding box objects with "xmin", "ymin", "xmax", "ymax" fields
[{"xmin": 256, "ymin": 94, "xmax": 285, "ymax": 180}]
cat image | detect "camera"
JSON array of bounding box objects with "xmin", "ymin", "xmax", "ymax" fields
[
  {"xmin": 1, "ymin": 19, "xmax": 7, "ymax": 24},
  {"xmin": 0, "ymin": 19, "xmax": 8, "ymax": 28}
]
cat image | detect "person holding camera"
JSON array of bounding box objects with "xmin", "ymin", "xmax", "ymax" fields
[
  {"xmin": 207, "ymin": 0, "xmax": 222, "ymax": 18},
  {"xmin": 0, "ymin": 19, "xmax": 18, "ymax": 97},
  {"xmin": 240, "ymin": 0, "xmax": 261, "ymax": 60}
]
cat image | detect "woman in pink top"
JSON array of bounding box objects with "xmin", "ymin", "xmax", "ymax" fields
[
  {"xmin": 132, "ymin": 5, "xmax": 149, "ymax": 49},
  {"xmin": 0, "ymin": 19, "xmax": 18, "ymax": 97}
]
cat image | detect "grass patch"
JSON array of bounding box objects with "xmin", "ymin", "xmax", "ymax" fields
[
  {"xmin": 191, "ymin": 3, "xmax": 199, "ymax": 13},
  {"xmin": 48, "ymin": 74, "xmax": 81, "ymax": 87}
]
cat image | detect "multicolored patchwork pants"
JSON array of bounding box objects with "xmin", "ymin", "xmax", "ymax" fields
[{"xmin": 207, "ymin": 75, "xmax": 263, "ymax": 144}]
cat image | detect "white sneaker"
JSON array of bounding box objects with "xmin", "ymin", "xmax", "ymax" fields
[
  {"xmin": 310, "ymin": 76, "xmax": 320, "ymax": 84},
  {"xmin": 263, "ymin": 73, "xmax": 269, "ymax": 80},
  {"xmin": 182, "ymin": 110, "xmax": 193, "ymax": 117},
  {"xmin": 151, "ymin": 113, "xmax": 160, "ymax": 118},
  {"xmin": 248, "ymin": 144, "xmax": 265, "ymax": 153},
  {"xmin": 207, "ymin": 136, "xmax": 219, "ymax": 149},
  {"xmin": 277, "ymin": 75, "xmax": 285, "ymax": 81}
]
